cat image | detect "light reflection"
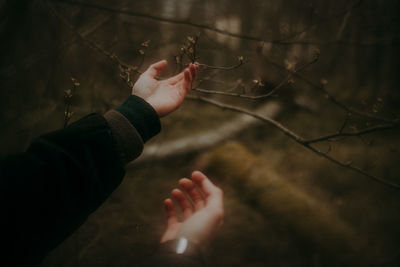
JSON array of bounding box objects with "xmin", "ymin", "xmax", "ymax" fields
[{"xmin": 176, "ymin": 237, "xmax": 188, "ymax": 254}]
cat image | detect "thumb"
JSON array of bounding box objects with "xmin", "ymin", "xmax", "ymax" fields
[{"xmin": 146, "ymin": 60, "xmax": 168, "ymax": 78}]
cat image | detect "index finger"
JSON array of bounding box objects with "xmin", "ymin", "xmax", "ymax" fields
[
  {"xmin": 167, "ymin": 72, "xmax": 184, "ymax": 85},
  {"xmin": 191, "ymin": 171, "xmax": 222, "ymax": 197},
  {"xmin": 191, "ymin": 171, "xmax": 223, "ymax": 213}
]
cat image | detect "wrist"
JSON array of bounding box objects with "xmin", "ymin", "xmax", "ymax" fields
[
  {"xmin": 158, "ymin": 237, "xmax": 203, "ymax": 257},
  {"xmin": 141, "ymin": 97, "xmax": 161, "ymax": 117}
]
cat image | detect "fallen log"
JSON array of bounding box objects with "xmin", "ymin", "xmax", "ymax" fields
[{"xmin": 128, "ymin": 101, "xmax": 281, "ymax": 165}]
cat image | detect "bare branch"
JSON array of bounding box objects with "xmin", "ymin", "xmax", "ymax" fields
[
  {"xmin": 46, "ymin": 1, "xmax": 143, "ymax": 89},
  {"xmin": 305, "ymin": 145, "xmax": 400, "ymax": 190},
  {"xmin": 192, "ymin": 87, "xmax": 266, "ymax": 99},
  {"xmin": 49, "ymin": 0, "xmax": 399, "ymax": 189},
  {"xmin": 304, "ymin": 124, "xmax": 399, "ymax": 144},
  {"xmin": 187, "ymin": 95, "xmax": 400, "ymax": 189},
  {"xmin": 196, "ymin": 61, "xmax": 244, "ymax": 71},
  {"xmin": 338, "ymin": 114, "xmax": 350, "ymax": 134},
  {"xmin": 63, "ymin": 77, "xmax": 79, "ymax": 128},
  {"xmin": 186, "ymin": 95, "xmax": 305, "ymax": 142},
  {"xmin": 263, "ymin": 58, "xmax": 399, "ymax": 124},
  {"xmin": 54, "ymin": 0, "xmax": 299, "ymax": 44},
  {"xmin": 175, "ymin": 33, "xmax": 245, "ymax": 71},
  {"xmin": 193, "ymin": 53, "xmax": 319, "ymax": 99},
  {"xmin": 55, "ymin": 0, "xmax": 372, "ymax": 46}
]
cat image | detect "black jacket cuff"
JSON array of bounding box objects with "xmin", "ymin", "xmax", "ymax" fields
[
  {"xmin": 103, "ymin": 110, "xmax": 144, "ymax": 164},
  {"xmin": 116, "ymin": 95, "xmax": 161, "ymax": 143}
]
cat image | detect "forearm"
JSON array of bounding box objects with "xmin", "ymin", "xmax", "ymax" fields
[{"xmin": 1, "ymin": 113, "xmax": 125, "ymax": 266}]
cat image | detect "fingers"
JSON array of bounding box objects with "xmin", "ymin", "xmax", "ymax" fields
[
  {"xmin": 191, "ymin": 171, "xmax": 224, "ymax": 213},
  {"xmin": 179, "ymin": 178, "xmax": 205, "ymax": 210},
  {"xmin": 179, "ymin": 63, "xmax": 198, "ymax": 90},
  {"xmin": 191, "ymin": 171, "xmax": 219, "ymax": 196},
  {"xmin": 164, "ymin": 198, "xmax": 178, "ymax": 226},
  {"xmin": 189, "ymin": 63, "xmax": 198, "ymax": 84},
  {"xmin": 187, "ymin": 63, "xmax": 198, "ymax": 86},
  {"xmin": 146, "ymin": 60, "xmax": 168, "ymax": 77},
  {"xmin": 167, "ymin": 63, "xmax": 198, "ymax": 86},
  {"xmin": 183, "ymin": 69, "xmax": 192, "ymax": 89},
  {"xmin": 167, "ymin": 72, "xmax": 184, "ymax": 85},
  {"xmin": 165, "ymin": 170, "xmax": 222, "ymax": 221},
  {"xmin": 171, "ymin": 189, "xmax": 193, "ymax": 219}
]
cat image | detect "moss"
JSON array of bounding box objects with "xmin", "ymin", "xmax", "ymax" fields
[{"xmin": 196, "ymin": 142, "xmax": 373, "ymax": 264}]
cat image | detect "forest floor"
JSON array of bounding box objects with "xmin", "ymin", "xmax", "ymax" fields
[{"xmin": 41, "ymin": 99, "xmax": 400, "ymax": 267}]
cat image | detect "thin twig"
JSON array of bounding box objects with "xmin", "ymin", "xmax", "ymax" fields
[
  {"xmin": 263, "ymin": 57, "xmax": 399, "ymax": 124},
  {"xmin": 47, "ymin": 0, "xmax": 143, "ymax": 90},
  {"xmin": 304, "ymin": 124, "xmax": 399, "ymax": 144},
  {"xmin": 49, "ymin": 1, "xmax": 136, "ymax": 70},
  {"xmin": 338, "ymin": 114, "xmax": 350, "ymax": 133},
  {"xmin": 196, "ymin": 61, "xmax": 244, "ymax": 71},
  {"xmin": 187, "ymin": 95, "xmax": 400, "ymax": 189},
  {"xmin": 193, "ymin": 53, "xmax": 319, "ymax": 99},
  {"xmin": 56, "ymin": 0, "xmax": 366, "ymax": 46},
  {"xmin": 63, "ymin": 78, "xmax": 79, "ymax": 128},
  {"xmin": 175, "ymin": 32, "xmax": 245, "ymax": 72},
  {"xmin": 186, "ymin": 96, "xmax": 305, "ymax": 142},
  {"xmin": 192, "ymin": 87, "xmax": 264, "ymax": 99}
]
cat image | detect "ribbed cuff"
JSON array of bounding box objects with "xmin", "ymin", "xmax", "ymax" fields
[
  {"xmin": 104, "ymin": 110, "xmax": 144, "ymax": 164},
  {"xmin": 116, "ymin": 95, "xmax": 161, "ymax": 143}
]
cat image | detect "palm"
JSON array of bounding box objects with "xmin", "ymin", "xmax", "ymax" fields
[
  {"xmin": 132, "ymin": 60, "xmax": 198, "ymax": 117},
  {"xmin": 142, "ymin": 79, "xmax": 187, "ymax": 117},
  {"xmin": 160, "ymin": 171, "xmax": 224, "ymax": 244},
  {"xmin": 175, "ymin": 209, "xmax": 221, "ymax": 244}
]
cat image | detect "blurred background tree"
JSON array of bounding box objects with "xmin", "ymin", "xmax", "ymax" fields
[{"xmin": 1, "ymin": 0, "xmax": 399, "ymax": 266}]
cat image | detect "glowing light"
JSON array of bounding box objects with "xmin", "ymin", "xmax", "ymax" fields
[{"xmin": 176, "ymin": 237, "xmax": 188, "ymax": 254}]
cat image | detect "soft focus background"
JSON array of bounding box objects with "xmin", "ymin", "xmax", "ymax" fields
[{"xmin": 1, "ymin": 0, "xmax": 400, "ymax": 266}]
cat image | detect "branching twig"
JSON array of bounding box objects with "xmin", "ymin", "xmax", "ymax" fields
[
  {"xmin": 176, "ymin": 33, "xmax": 245, "ymax": 72},
  {"xmin": 48, "ymin": 1, "xmax": 136, "ymax": 70},
  {"xmin": 177, "ymin": 60, "xmax": 245, "ymax": 72},
  {"xmin": 187, "ymin": 95, "xmax": 400, "ymax": 189},
  {"xmin": 193, "ymin": 53, "xmax": 319, "ymax": 99},
  {"xmin": 304, "ymin": 124, "xmax": 399, "ymax": 144},
  {"xmin": 47, "ymin": 1, "xmax": 144, "ymax": 89},
  {"xmin": 186, "ymin": 95, "xmax": 305, "ymax": 141},
  {"xmin": 192, "ymin": 87, "xmax": 265, "ymax": 99},
  {"xmin": 196, "ymin": 61, "xmax": 244, "ymax": 71},
  {"xmin": 63, "ymin": 77, "xmax": 80, "ymax": 128},
  {"xmin": 263, "ymin": 57, "xmax": 399, "ymax": 124},
  {"xmin": 338, "ymin": 114, "xmax": 350, "ymax": 134},
  {"xmin": 56, "ymin": 0, "xmax": 366, "ymax": 46},
  {"xmin": 50, "ymin": 0, "xmax": 399, "ymax": 189}
]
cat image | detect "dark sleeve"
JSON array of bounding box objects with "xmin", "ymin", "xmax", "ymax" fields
[{"xmin": 0, "ymin": 95, "xmax": 160, "ymax": 267}]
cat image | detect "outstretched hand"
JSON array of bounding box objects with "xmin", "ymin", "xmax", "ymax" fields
[
  {"xmin": 160, "ymin": 171, "xmax": 224, "ymax": 245},
  {"xmin": 132, "ymin": 60, "xmax": 198, "ymax": 117}
]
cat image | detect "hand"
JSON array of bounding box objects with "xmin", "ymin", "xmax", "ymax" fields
[
  {"xmin": 132, "ymin": 60, "xmax": 198, "ymax": 117},
  {"xmin": 160, "ymin": 171, "xmax": 224, "ymax": 245}
]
